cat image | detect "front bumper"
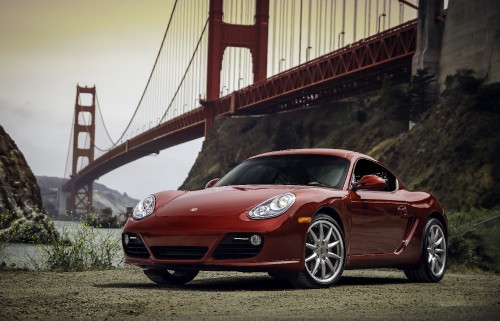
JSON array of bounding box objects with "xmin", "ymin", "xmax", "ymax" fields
[{"xmin": 121, "ymin": 213, "xmax": 307, "ymax": 272}]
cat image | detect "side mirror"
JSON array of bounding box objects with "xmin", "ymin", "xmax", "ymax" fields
[
  {"xmin": 205, "ymin": 178, "xmax": 220, "ymax": 189},
  {"xmin": 352, "ymin": 175, "xmax": 387, "ymax": 191}
]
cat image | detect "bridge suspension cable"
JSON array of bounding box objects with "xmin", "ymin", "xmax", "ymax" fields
[
  {"xmin": 159, "ymin": 18, "xmax": 209, "ymax": 123},
  {"xmin": 105, "ymin": 0, "xmax": 180, "ymax": 148},
  {"xmin": 95, "ymin": 93, "xmax": 117, "ymax": 148},
  {"xmin": 63, "ymin": 108, "xmax": 74, "ymax": 179}
]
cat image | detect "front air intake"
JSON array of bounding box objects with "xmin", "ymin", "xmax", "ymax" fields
[
  {"xmin": 150, "ymin": 246, "xmax": 208, "ymax": 260},
  {"xmin": 122, "ymin": 233, "xmax": 150, "ymax": 258}
]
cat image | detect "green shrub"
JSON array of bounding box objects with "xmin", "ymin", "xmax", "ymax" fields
[
  {"xmin": 444, "ymin": 69, "xmax": 483, "ymax": 94},
  {"xmin": 408, "ymin": 68, "xmax": 436, "ymax": 122},
  {"xmin": 447, "ymin": 207, "xmax": 500, "ymax": 273},
  {"xmin": 0, "ymin": 210, "xmax": 58, "ymax": 244},
  {"xmin": 27, "ymin": 220, "xmax": 122, "ymax": 272}
]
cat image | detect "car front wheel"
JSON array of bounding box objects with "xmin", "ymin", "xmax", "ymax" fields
[
  {"xmin": 144, "ymin": 269, "xmax": 199, "ymax": 286},
  {"xmin": 404, "ymin": 218, "xmax": 447, "ymax": 282},
  {"xmin": 289, "ymin": 214, "xmax": 346, "ymax": 288}
]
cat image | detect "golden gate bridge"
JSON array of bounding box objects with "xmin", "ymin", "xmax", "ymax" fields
[{"xmin": 60, "ymin": 0, "xmax": 440, "ymax": 214}]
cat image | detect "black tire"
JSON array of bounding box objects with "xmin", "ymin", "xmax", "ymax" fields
[
  {"xmin": 143, "ymin": 269, "xmax": 199, "ymax": 286},
  {"xmin": 289, "ymin": 214, "xmax": 346, "ymax": 289},
  {"xmin": 404, "ymin": 218, "xmax": 447, "ymax": 283}
]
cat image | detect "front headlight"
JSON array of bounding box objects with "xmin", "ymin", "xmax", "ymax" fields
[
  {"xmin": 248, "ymin": 193, "xmax": 296, "ymax": 220},
  {"xmin": 132, "ymin": 195, "xmax": 156, "ymax": 220}
]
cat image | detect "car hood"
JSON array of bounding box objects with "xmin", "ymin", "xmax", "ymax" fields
[{"xmin": 153, "ymin": 185, "xmax": 314, "ymax": 218}]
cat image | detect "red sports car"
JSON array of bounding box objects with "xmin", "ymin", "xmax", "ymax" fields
[{"xmin": 122, "ymin": 149, "xmax": 447, "ymax": 288}]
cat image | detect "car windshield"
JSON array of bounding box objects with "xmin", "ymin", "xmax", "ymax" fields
[{"xmin": 214, "ymin": 154, "xmax": 350, "ymax": 189}]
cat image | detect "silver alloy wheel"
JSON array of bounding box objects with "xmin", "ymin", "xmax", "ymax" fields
[
  {"xmin": 305, "ymin": 219, "xmax": 345, "ymax": 284},
  {"xmin": 427, "ymin": 223, "xmax": 447, "ymax": 277}
]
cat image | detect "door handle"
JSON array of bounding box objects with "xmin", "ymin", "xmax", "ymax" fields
[{"xmin": 397, "ymin": 205, "xmax": 407, "ymax": 215}]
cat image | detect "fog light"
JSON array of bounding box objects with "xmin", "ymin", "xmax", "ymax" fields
[
  {"xmin": 123, "ymin": 234, "xmax": 130, "ymax": 245},
  {"xmin": 250, "ymin": 234, "xmax": 262, "ymax": 246}
]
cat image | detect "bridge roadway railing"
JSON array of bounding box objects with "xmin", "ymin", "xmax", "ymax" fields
[
  {"xmin": 67, "ymin": 19, "xmax": 417, "ymax": 191},
  {"xmin": 213, "ymin": 19, "xmax": 417, "ymax": 115}
]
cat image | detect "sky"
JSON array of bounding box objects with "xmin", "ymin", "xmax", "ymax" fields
[{"xmin": 0, "ymin": 0, "xmax": 203, "ymax": 200}]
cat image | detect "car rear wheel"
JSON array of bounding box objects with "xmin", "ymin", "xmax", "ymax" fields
[
  {"xmin": 143, "ymin": 269, "xmax": 199, "ymax": 286},
  {"xmin": 289, "ymin": 214, "xmax": 346, "ymax": 288},
  {"xmin": 404, "ymin": 218, "xmax": 447, "ymax": 282}
]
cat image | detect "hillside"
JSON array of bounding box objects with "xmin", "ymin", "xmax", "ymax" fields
[
  {"xmin": 36, "ymin": 176, "xmax": 139, "ymax": 217},
  {"xmin": 181, "ymin": 73, "xmax": 500, "ymax": 211},
  {"xmin": 372, "ymin": 77, "xmax": 500, "ymax": 210}
]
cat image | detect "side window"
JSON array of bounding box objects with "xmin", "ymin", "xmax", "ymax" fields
[{"xmin": 353, "ymin": 159, "xmax": 397, "ymax": 191}]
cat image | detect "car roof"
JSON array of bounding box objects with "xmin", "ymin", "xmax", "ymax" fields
[{"xmin": 248, "ymin": 148, "xmax": 375, "ymax": 162}]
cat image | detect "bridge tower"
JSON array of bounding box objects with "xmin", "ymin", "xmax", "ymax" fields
[
  {"xmin": 68, "ymin": 85, "xmax": 96, "ymax": 214},
  {"xmin": 203, "ymin": 0, "xmax": 269, "ymax": 135},
  {"xmin": 412, "ymin": 0, "xmax": 445, "ymax": 77}
]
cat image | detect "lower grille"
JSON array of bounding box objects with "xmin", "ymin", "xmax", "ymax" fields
[
  {"xmin": 213, "ymin": 233, "xmax": 264, "ymax": 260},
  {"xmin": 150, "ymin": 246, "xmax": 208, "ymax": 260},
  {"xmin": 122, "ymin": 233, "xmax": 150, "ymax": 258}
]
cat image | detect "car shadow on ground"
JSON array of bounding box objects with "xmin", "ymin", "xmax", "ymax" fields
[{"xmin": 96, "ymin": 274, "xmax": 410, "ymax": 292}]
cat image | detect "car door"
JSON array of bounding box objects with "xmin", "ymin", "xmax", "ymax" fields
[
  {"xmin": 349, "ymin": 190, "xmax": 409, "ymax": 255},
  {"xmin": 347, "ymin": 159, "xmax": 410, "ymax": 255}
]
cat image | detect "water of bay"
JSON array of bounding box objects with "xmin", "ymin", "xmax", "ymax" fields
[{"xmin": 1, "ymin": 220, "xmax": 124, "ymax": 269}]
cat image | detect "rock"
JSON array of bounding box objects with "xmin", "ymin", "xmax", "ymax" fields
[{"xmin": 0, "ymin": 125, "xmax": 57, "ymax": 243}]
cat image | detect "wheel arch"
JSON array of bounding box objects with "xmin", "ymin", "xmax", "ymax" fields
[
  {"xmin": 428, "ymin": 211, "xmax": 448, "ymax": 239},
  {"xmin": 314, "ymin": 206, "xmax": 345, "ymax": 233}
]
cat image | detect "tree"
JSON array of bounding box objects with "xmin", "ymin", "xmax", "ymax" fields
[
  {"xmin": 378, "ymin": 75, "xmax": 410, "ymax": 124},
  {"xmin": 407, "ymin": 68, "xmax": 436, "ymax": 122}
]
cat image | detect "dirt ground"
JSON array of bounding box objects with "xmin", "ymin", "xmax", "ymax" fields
[{"xmin": 0, "ymin": 268, "xmax": 498, "ymax": 321}]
